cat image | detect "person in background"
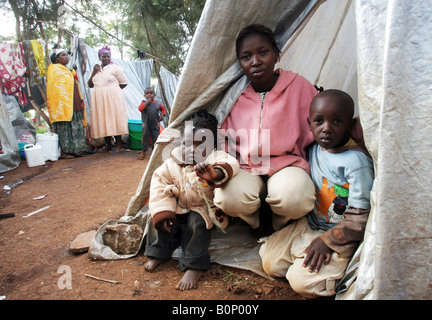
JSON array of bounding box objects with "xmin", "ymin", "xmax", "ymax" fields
[
  {"xmin": 46, "ymin": 46, "xmax": 87, "ymax": 159},
  {"xmin": 88, "ymin": 45, "xmax": 129, "ymax": 153},
  {"xmin": 259, "ymin": 89, "xmax": 374, "ymax": 298},
  {"xmin": 137, "ymin": 87, "xmax": 166, "ymax": 160}
]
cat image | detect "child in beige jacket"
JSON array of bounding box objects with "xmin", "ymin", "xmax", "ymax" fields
[{"xmin": 144, "ymin": 111, "xmax": 239, "ymax": 290}]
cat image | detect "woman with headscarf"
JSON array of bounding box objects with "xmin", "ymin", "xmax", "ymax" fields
[
  {"xmin": 46, "ymin": 46, "xmax": 87, "ymax": 159},
  {"xmin": 88, "ymin": 46, "xmax": 129, "ymax": 152}
]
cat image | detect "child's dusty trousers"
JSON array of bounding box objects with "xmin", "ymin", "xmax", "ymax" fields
[
  {"xmin": 258, "ymin": 217, "xmax": 351, "ymax": 298},
  {"xmin": 214, "ymin": 166, "xmax": 315, "ymax": 231},
  {"xmin": 141, "ymin": 120, "xmax": 160, "ymax": 152},
  {"xmin": 144, "ymin": 211, "xmax": 211, "ymax": 272}
]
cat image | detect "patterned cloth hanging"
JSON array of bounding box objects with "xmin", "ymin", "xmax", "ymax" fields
[
  {"xmin": 0, "ymin": 43, "xmax": 28, "ymax": 105},
  {"xmin": 30, "ymin": 40, "xmax": 47, "ymax": 77},
  {"xmin": 23, "ymin": 40, "xmax": 45, "ymax": 87}
]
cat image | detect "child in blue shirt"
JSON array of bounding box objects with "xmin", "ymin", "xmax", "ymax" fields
[{"xmin": 259, "ymin": 89, "xmax": 374, "ymax": 298}]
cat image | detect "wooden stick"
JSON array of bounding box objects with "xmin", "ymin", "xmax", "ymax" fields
[{"xmin": 84, "ymin": 273, "xmax": 121, "ymax": 284}]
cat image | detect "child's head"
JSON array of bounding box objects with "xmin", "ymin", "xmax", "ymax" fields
[
  {"xmin": 180, "ymin": 110, "xmax": 218, "ymax": 164},
  {"xmin": 308, "ymin": 89, "xmax": 355, "ymax": 150},
  {"xmin": 144, "ymin": 87, "xmax": 155, "ymax": 100}
]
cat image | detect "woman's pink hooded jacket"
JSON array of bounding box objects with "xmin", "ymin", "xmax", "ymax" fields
[{"xmin": 220, "ymin": 69, "xmax": 317, "ymax": 176}]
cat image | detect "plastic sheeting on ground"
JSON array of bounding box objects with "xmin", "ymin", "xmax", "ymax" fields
[{"xmin": 88, "ymin": 205, "xmax": 269, "ymax": 279}]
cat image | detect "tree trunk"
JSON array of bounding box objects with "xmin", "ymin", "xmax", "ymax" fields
[
  {"xmin": 7, "ymin": 0, "xmax": 23, "ymax": 41},
  {"xmin": 142, "ymin": 18, "xmax": 171, "ymax": 114}
]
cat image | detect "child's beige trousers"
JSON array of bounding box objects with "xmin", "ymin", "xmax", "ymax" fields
[{"xmin": 259, "ymin": 216, "xmax": 351, "ymax": 298}]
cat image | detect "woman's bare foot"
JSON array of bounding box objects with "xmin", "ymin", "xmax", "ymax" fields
[
  {"xmin": 175, "ymin": 269, "xmax": 204, "ymax": 290},
  {"xmin": 144, "ymin": 258, "xmax": 166, "ymax": 272}
]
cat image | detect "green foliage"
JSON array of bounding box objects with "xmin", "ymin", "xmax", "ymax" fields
[
  {"xmin": 36, "ymin": 126, "xmax": 49, "ymax": 134},
  {"xmin": 1, "ymin": 0, "xmax": 205, "ymax": 74},
  {"xmin": 116, "ymin": 0, "xmax": 206, "ymax": 74}
]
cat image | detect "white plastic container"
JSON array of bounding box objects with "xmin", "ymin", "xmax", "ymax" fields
[
  {"xmin": 36, "ymin": 133, "xmax": 59, "ymax": 161},
  {"xmin": 24, "ymin": 144, "xmax": 46, "ymax": 167}
]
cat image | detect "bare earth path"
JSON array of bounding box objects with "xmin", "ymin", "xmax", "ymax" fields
[{"xmin": 0, "ymin": 149, "xmax": 307, "ymax": 303}]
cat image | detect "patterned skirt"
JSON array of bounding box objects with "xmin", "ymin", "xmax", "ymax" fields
[{"xmin": 53, "ymin": 111, "xmax": 87, "ymax": 155}]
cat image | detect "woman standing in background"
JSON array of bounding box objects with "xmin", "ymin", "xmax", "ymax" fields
[
  {"xmin": 88, "ymin": 46, "xmax": 129, "ymax": 153},
  {"xmin": 46, "ymin": 47, "xmax": 87, "ymax": 159}
]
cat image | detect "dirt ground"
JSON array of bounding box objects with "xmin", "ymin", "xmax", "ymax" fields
[{"xmin": 0, "ymin": 148, "xmax": 311, "ymax": 301}]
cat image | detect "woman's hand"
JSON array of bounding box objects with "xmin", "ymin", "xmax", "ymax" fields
[
  {"xmin": 88, "ymin": 65, "xmax": 101, "ymax": 88},
  {"xmin": 93, "ymin": 64, "xmax": 101, "ymax": 73}
]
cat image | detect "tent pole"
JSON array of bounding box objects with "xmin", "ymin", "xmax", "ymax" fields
[
  {"xmin": 153, "ymin": 59, "xmax": 171, "ymax": 114},
  {"xmin": 29, "ymin": 98, "xmax": 52, "ymax": 133},
  {"xmin": 27, "ymin": 82, "xmax": 53, "ymax": 132}
]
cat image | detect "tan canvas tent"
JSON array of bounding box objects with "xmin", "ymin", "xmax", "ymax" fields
[{"xmin": 89, "ymin": 0, "xmax": 432, "ymax": 300}]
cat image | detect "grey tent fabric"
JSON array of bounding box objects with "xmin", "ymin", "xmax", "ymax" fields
[
  {"xmin": 0, "ymin": 94, "xmax": 21, "ymax": 173},
  {"xmin": 0, "ymin": 94, "xmax": 38, "ymax": 173},
  {"xmin": 336, "ymin": 0, "xmax": 432, "ymax": 300},
  {"xmin": 155, "ymin": 65, "xmax": 179, "ymax": 128},
  {"xmin": 114, "ymin": 59, "xmax": 154, "ymax": 120},
  {"xmin": 156, "ymin": 65, "xmax": 179, "ymax": 113},
  {"xmin": 3, "ymin": 95, "xmax": 36, "ymax": 146}
]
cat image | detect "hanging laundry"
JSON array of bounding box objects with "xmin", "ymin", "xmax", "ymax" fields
[
  {"xmin": 23, "ymin": 40, "xmax": 44, "ymax": 87},
  {"xmin": 137, "ymin": 49, "xmax": 146, "ymax": 59},
  {"xmin": 0, "ymin": 43, "xmax": 28, "ymax": 105},
  {"xmin": 30, "ymin": 40, "xmax": 47, "ymax": 77}
]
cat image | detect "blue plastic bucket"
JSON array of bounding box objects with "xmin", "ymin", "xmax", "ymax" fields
[{"xmin": 18, "ymin": 142, "xmax": 29, "ymax": 159}]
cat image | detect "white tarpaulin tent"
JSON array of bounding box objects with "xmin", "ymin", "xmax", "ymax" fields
[
  {"xmin": 89, "ymin": 0, "xmax": 432, "ymax": 300},
  {"xmin": 0, "ymin": 94, "xmax": 21, "ymax": 173},
  {"xmin": 0, "ymin": 95, "xmax": 38, "ymax": 173}
]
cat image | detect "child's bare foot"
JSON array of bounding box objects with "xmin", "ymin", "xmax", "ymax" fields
[
  {"xmin": 175, "ymin": 270, "xmax": 204, "ymax": 290},
  {"xmin": 144, "ymin": 258, "xmax": 166, "ymax": 272}
]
